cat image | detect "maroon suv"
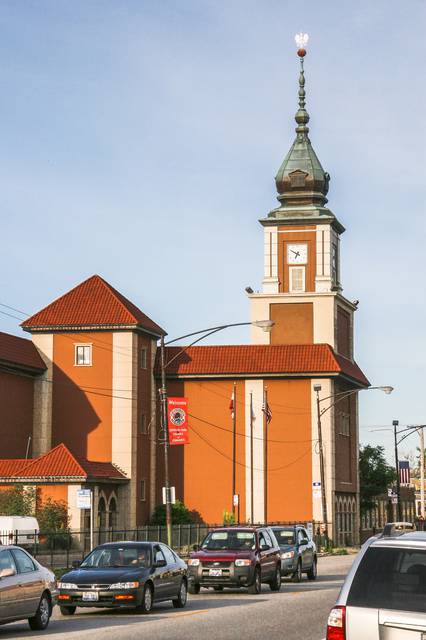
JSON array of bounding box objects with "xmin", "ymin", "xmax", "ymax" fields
[{"xmin": 187, "ymin": 527, "xmax": 282, "ymax": 594}]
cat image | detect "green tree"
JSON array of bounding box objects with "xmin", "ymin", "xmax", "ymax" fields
[
  {"xmin": 150, "ymin": 500, "xmax": 195, "ymax": 525},
  {"xmin": 0, "ymin": 486, "xmax": 35, "ymax": 516},
  {"xmin": 37, "ymin": 499, "xmax": 69, "ymax": 532},
  {"xmin": 359, "ymin": 445, "xmax": 396, "ymax": 513}
]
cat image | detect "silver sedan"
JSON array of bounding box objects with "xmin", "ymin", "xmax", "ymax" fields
[{"xmin": 0, "ymin": 545, "xmax": 57, "ymax": 630}]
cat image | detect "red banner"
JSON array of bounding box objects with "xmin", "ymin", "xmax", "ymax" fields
[{"xmin": 167, "ymin": 397, "xmax": 189, "ymax": 445}]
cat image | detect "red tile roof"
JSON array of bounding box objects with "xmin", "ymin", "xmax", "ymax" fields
[
  {"xmin": 22, "ymin": 275, "xmax": 165, "ymax": 337},
  {"xmin": 157, "ymin": 343, "xmax": 369, "ymax": 387},
  {"xmin": 0, "ymin": 460, "xmax": 28, "ymax": 476},
  {"xmin": 0, "ymin": 331, "xmax": 46, "ymax": 373},
  {"xmin": 0, "ymin": 444, "xmax": 128, "ymax": 481}
]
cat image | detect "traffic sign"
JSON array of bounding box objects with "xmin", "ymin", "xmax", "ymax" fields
[{"xmin": 76, "ymin": 489, "xmax": 92, "ymax": 509}]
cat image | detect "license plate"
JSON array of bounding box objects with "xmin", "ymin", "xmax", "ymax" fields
[
  {"xmin": 209, "ymin": 569, "xmax": 222, "ymax": 577},
  {"xmin": 82, "ymin": 592, "xmax": 99, "ymax": 601}
]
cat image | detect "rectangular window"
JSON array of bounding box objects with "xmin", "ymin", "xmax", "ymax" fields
[
  {"xmin": 140, "ymin": 480, "xmax": 146, "ymax": 502},
  {"xmin": 338, "ymin": 411, "xmax": 350, "ymax": 436},
  {"xmin": 140, "ymin": 348, "xmax": 148, "ymax": 369},
  {"xmin": 75, "ymin": 344, "xmax": 92, "ymax": 366},
  {"xmin": 289, "ymin": 266, "xmax": 305, "ymax": 292},
  {"xmin": 140, "ymin": 414, "xmax": 147, "ymax": 435}
]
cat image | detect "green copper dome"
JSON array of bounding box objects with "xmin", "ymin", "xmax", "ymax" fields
[{"xmin": 275, "ymin": 57, "xmax": 330, "ymax": 207}]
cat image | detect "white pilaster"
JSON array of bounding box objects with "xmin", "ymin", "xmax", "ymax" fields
[
  {"xmin": 262, "ymin": 226, "xmax": 279, "ymax": 294},
  {"xmin": 245, "ymin": 380, "xmax": 264, "ymax": 523},
  {"xmin": 112, "ymin": 332, "xmax": 138, "ymax": 528},
  {"xmin": 67, "ymin": 484, "xmax": 83, "ymax": 531},
  {"xmin": 32, "ymin": 333, "xmax": 54, "ymax": 457}
]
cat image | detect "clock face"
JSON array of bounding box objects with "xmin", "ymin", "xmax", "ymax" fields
[{"xmin": 287, "ymin": 243, "xmax": 308, "ymax": 264}]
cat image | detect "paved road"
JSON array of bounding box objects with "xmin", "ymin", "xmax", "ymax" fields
[{"xmin": 0, "ymin": 555, "xmax": 354, "ymax": 640}]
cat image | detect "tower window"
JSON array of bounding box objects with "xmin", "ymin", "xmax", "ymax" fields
[
  {"xmin": 289, "ymin": 170, "xmax": 307, "ymax": 188},
  {"xmin": 75, "ymin": 344, "xmax": 92, "ymax": 366},
  {"xmin": 289, "ymin": 266, "xmax": 305, "ymax": 292},
  {"xmin": 140, "ymin": 347, "xmax": 148, "ymax": 369},
  {"xmin": 140, "ymin": 414, "xmax": 148, "ymax": 435},
  {"xmin": 140, "ymin": 479, "xmax": 146, "ymax": 502}
]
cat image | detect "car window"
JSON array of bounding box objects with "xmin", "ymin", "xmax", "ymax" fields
[
  {"xmin": 301, "ymin": 528, "xmax": 309, "ymax": 540},
  {"xmin": 347, "ymin": 546, "xmax": 426, "ymax": 613},
  {"xmin": 259, "ymin": 531, "xmax": 273, "ymax": 548},
  {"xmin": 12, "ymin": 549, "xmax": 36, "ymax": 573},
  {"xmin": 201, "ymin": 531, "xmax": 256, "ymax": 551},
  {"xmin": 0, "ymin": 550, "xmax": 16, "ymax": 573},
  {"xmin": 274, "ymin": 529, "xmax": 296, "ymax": 545},
  {"xmin": 160, "ymin": 544, "xmax": 176, "ymax": 565},
  {"xmin": 81, "ymin": 546, "xmax": 149, "ymax": 568},
  {"xmin": 154, "ymin": 547, "xmax": 166, "ymax": 564},
  {"xmin": 297, "ymin": 530, "xmax": 305, "ymax": 544}
]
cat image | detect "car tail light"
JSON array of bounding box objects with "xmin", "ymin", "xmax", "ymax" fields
[{"xmin": 326, "ymin": 606, "xmax": 346, "ymax": 640}]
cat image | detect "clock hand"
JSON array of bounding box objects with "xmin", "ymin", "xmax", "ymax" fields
[{"xmin": 290, "ymin": 250, "xmax": 299, "ymax": 256}]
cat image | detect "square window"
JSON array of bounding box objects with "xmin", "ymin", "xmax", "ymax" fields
[
  {"xmin": 140, "ymin": 480, "xmax": 146, "ymax": 502},
  {"xmin": 289, "ymin": 266, "xmax": 305, "ymax": 292},
  {"xmin": 140, "ymin": 348, "xmax": 148, "ymax": 369},
  {"xmin": 75, "ymin": 344, "xmax": 92, "ymax": 366}
]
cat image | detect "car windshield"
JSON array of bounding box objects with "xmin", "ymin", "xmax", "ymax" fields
[
  {"xmin": 201, "ymin": 531, "xmax": 256, "ymax": 551},
  {"xmin": 274, "ymin": 529, "xmax": 296, "ymax": 545},
  {"xmin": 347, "ymin": 546, "xmax": 426, "ymax": 613},
  {"xmin": 81, "ymin": 546, "xmax": 150, "ymax": 568}
]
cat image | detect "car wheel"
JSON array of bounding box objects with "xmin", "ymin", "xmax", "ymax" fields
[
  {"xmin": 213, "ymin": 586, "xmax": 223, "ymax": 591},
  {"xmin": 173, "ymin": 579, "xmax": 188, "ymax": 608},
  {"xmin": 188, "ymin": 583, "xmax": 201, "ymax": 594},
  {"xmin": 248, "ymin": 567, "xmax": 261, "ymax": 594},
  {"xmin": 307, "ymin": 557, "xmax": 317, "ymax": 581},
  {"xmin": 292, "ymin": 559, "xmax": 302, "ymax": 583},
  {"xmin": 60, "ymin": 606, "xmax": 76, "ymax": 616},
  {"xmin": 138, "ymin": 583, "xmax": 154, "ymax": 614},
  {"xmin": 28, "ymin": 593, "xmax": 51, "ymax": 630},
  {"xmin": 269, "ymin": 565, "xmax": 282, "ymax": 592}
]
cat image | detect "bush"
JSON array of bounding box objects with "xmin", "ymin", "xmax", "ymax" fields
[
  {"xmin": 37, "ymin": 498, "xmax": 69, "ymax": 532},
  {"xmin": 150, "ymin": 500, "xmax": 195, "ymax": 525},
  {"xmin": 0, "ymin": 486, "xmax": 35, "ymax": 516}
]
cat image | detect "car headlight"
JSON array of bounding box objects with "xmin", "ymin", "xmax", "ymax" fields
[
  {"xmin": 235, "ymin": 559, "xmax": 251, "ymax": 567},
  {"xmin": 281, "ymin": 551, "xmax": 295, "ymax": 560},
  {"xmin": 58, "ymin": 582, "xmax": 78, "ymax": 590},
  {"xmin": 187, "ymin": 559, "xmax": 200, "ymax": 566},
  {"xmin": 109, "ymin": 582, "xmax": 140, "ymax": 590}
]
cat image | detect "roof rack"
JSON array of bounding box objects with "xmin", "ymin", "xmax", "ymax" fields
[{"xmin": 381, "ymin": 522, "xmax": 415, "ymax": 537}]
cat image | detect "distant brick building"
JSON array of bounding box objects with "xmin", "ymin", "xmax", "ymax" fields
[{"xmin": 0, "ymin": 50, "xmax": 368, "ymax": 543}]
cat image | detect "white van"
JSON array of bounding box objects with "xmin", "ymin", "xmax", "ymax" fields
[{"xmin": 0, "ymin": 516, "xmax": 39, "ymax": 546}]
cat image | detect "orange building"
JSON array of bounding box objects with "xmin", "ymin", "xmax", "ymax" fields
[{"xmin": 0, "ymin": 49, "xmax": 368, "ymax": 544}]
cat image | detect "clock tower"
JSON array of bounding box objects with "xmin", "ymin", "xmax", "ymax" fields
[{"xmin": 249, "ymin": 39, "xmax": 356, "ymax": 359}]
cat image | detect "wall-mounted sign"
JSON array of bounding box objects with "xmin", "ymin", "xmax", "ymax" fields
[
  {"xmin": 167, "ymin": 397, "xmax": 189, "ymax": 445},
  {"xmin": 76, "ymin": 489, "xmax": 92, "ymax": 510},
  {"xmin": 312, "ymin": 481, "xmax": 321, "ymax": 499}
]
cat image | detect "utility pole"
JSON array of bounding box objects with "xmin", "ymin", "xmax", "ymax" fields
[
  {"xmin": 160, "ymin": 335, "xmax": 172, "ymax": 546},
  {"xmin": 314, "ymin": 386, "xmax": 328, "ymax": 544},
  {"xmin": 393, "ymin": 419, "xmax": 402, "ymax": 521},
  {"xmin": 231, "ymin": 382, "xmax": 237, "ymax": 520},
  {"xmin": 419, "ymin": 427, "xmax": 425, "ymax": 519},
  {"xmin": 263, "ymin": 386, "xmax": 268, "ymax": 525}
]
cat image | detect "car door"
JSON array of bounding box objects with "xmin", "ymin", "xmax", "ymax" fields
[
  {"xmin": 11, "ymin": 548, "xmax": 43, "ymax": 616},
  {"xmin": 258, "ymin": 530, "xmax": 275, "ymax": 579},
  {"xmin": 300, "ymin": 528, "xmax": 313, "ymax": 567},
  {"xmin": 152, "ymin": 545, "xmax": 171, "ymax": 600},
  {"xmin": 297, "ymin": 528, "xmax": 309, "ymax": 570},
  {"xmin": 160, "ymin": 544, "xmax": 181, "ymax": 598},
  {"xmin": 0, "ymin": 549, "xmax": 21, "ymax": 620}
]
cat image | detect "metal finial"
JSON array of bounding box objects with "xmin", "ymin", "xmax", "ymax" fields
[{"xmin": 294, "ymin": 33, "xmax": 310, "ymax": 137}]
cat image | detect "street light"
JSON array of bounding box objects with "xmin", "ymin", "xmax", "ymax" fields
[
  {"xmin": 313, "ymin": 384, "xmax": 393, "ymax": 545},
  {"xmin": 159, "ymin": 319, "xmax": 275, "ymax": 546}
]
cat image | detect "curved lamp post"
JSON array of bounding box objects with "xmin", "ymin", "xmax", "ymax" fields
[
  {"xmin": 160, "ymin": 320, "xmax": 274, "ymax": 546},
  {"xmin": 312, "ymin": 384, "xmax": 394, "ymax": 545}
]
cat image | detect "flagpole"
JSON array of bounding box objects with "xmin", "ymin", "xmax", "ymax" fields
[
  {"xmin": 263, "ymin": 386, "xmax": 268, "ymax": 525},
  {"xmin": 250, "ymin": 392, "xmax": 254, "ymax": 524},
  {"xmin": 231, "ymin": 382, "xmax": 237, "ymax": 520}
]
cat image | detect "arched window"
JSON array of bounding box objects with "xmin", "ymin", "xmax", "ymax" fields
[
  {"xmin": 109, "ymin": 497, "xmax": 118, "ymax": 529},
  {"xmin": 98, "ymin": 496, "xmax": 107, "ymax": 530}
]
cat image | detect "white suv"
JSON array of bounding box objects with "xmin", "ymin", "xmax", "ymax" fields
[{"xmin": 326, "ymin": 528, "xmax": 426, "ymax": 639}]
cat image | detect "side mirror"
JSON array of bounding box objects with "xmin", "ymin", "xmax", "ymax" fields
[
  {"xmin": 154, "ymin": 559, "xmax": 167, "ymax": 568},
  {"xmin": 72, "ymin": 560, "xmax": 81, "ymax": 569},
  {"xmin": 300, "ymin": 538, "xmax": 309, "ymax": 546},
  {"xmin": 260, "ymin": 543, "xmax": 270, "ymax": 551},
  {"xmin": 0, "ymin": 567, "xmax": 16, "ymax": 579},
  {"xmin": 192, "ymin": 544, "xmax": 200, "ymax": 552}
]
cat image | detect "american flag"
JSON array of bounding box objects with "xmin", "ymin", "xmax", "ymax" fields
[
  {"xmin": 399, "ymin": 460, "xmax": 411, "ymax": 486},
  {"xmin": 229, "ymin": 391, "xmax": 235, "ymax": 420},
  {"xmin": 262, "ymin": 400, "xmax": 272, "ymax": 424}
]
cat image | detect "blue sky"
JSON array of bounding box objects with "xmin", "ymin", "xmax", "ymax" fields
[{"xmin": 0, "ymin": 1, "xmax": 425, "ymax": 461}]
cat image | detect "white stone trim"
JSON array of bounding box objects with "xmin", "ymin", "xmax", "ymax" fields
[
  {"xmin": 32, "ymin": 334, "xmax": 54, "ymax": 457},
  {"xmin": 244, "ymin": 380, "xmax": 264, "ymax": 523}
]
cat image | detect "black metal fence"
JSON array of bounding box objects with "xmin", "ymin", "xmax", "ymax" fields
[{"xmin": 0, "ymin": 520, "xmax": 325, "ymax": 569}]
